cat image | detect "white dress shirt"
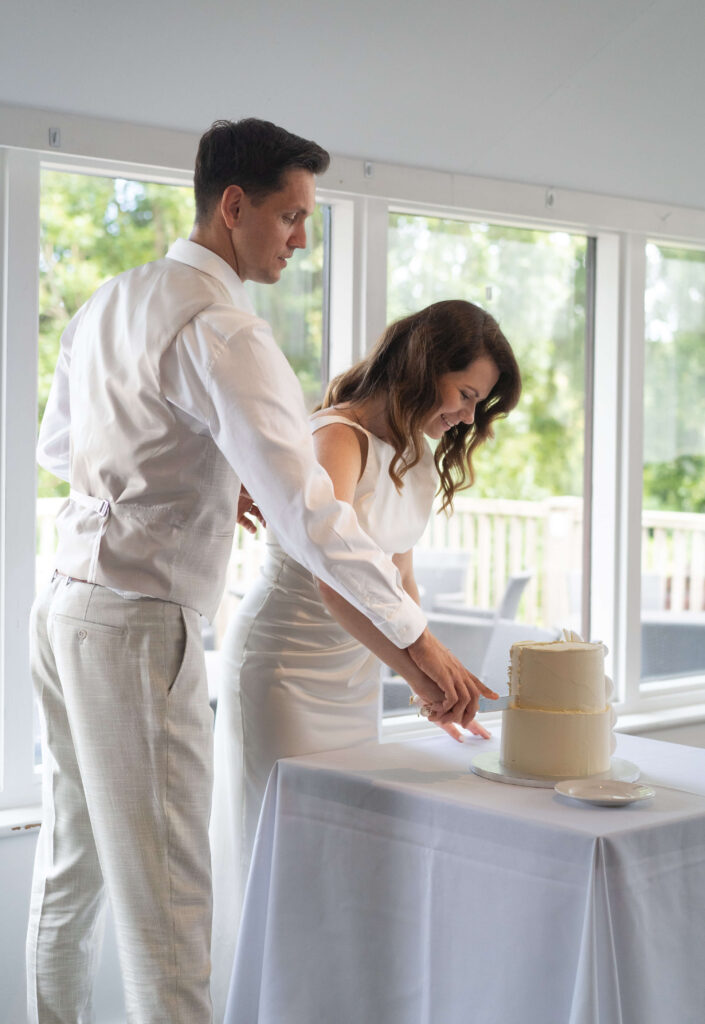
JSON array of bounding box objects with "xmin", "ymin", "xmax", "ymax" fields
[{"xmin": 38, "ymin": 238, "xmax": 427, "ymax": 647}]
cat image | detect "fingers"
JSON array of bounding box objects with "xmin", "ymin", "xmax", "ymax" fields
[
  {"xmin": 237, "ymin": 512, "xmax": 259, "ymax": 534},
  {"xmin": 407, "ymin": 630, "xmax": 493, "ymax": 727},
  {"xmin": 410, "ymin": 689, "xmax": 445, "ymax": 717},
  {"xmin": 419, "ymin": 693, "xmax": 493, "ymax": 740},
  {"xmin": 476, "ymin": 679, "xmax": 498, "ymax": 699},
  {"xmin": 441, "ymin": 679, "xmax": 457, "ymax": 711},
  {"xmin": 465, "ymin": 719, "xmax": 492, "ymax": 740},
  {"xmin": 441, "ymin": 720, "xmax": 492, "ymax": 741},
  {"xmin": 439, "ymin": 669, "xmax": 492, "ymax": 730},
  {"xmin": 237, "ymin": 500, "xmax": 266, "ymax": 534},
  {"xmin": 439, "ymin": 722, "xmax": 464, "ymax": 743}
]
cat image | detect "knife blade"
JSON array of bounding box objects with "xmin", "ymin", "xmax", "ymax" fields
[{"xmin": 478, "ymin": 694, "xmax": 511, "ymax": 713}]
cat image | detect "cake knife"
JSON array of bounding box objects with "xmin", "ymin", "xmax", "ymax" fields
[
  {"xmin": 477, "ymin": 694, "xmax": 511, "ymax": 713},
  {"xmin": 412, "ymin": 693, "xmax": 511, "ymax": 715}
]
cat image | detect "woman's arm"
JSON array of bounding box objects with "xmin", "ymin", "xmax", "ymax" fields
[
  {"xmin": 316, "ymin": 576, "xmax": 446, "ymax": 711},
  {"xmin": 312, "ymin": 424, "xmax": 491, "ymax": 738},
  {"xmin": 318, "ymin": 559, "xmax": 491, "ymax": 741},
  {"xmin": 312, "ymin": 423, "xmax": 443, "ymax": 710}
]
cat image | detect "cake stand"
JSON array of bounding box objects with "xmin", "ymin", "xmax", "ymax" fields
[{"xmin": 471, "ymin": 752, "xmax": 640, "ymax": 789}]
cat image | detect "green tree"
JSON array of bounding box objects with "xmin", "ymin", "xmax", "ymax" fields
[
  {"xmin": 388, "ymin": 214, "xmax": 587, "ymax": 502},
  {"xmin": 643, "ymin": 244, "xmax": 705, "ymax": 513}
]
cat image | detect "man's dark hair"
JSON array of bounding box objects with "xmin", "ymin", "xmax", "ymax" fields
[{"xmin": 193, "ymin": 117, "xmax": 330, "ymax": 221}]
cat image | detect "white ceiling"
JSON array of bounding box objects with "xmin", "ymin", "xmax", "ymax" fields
[{"xmin": 1, "ymin": 0, "xmax": 703, "ymax": 210}]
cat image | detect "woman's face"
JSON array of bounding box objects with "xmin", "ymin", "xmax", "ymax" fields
[{"xmin": 423, "ymin": 355, "xmax": 500, "ymax": 439}]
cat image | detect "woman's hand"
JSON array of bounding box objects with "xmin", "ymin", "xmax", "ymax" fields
[
  {"xmin": 410, "ymin": 692, "xmax": 492, "ymax": 743},
  {"xmin": 237, "ymin": 486, "xmax": 266, "ymax": 535},
  {"xmin": 406, "ymin": 627, "xmax": 497, "ymax": 729},
  {"xmin": 438, "ymin": 719, "xmax": 492, "ymax": 743},
  {"xmin": 408, "ymin": 671, "xmax": 446, "ymax": 714}
]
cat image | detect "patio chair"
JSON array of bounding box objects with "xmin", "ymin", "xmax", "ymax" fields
[
  {"xmin": 433, "ymin": 571, "xmax": 532, "ymax": 622},
  {"xmin": 413, "ymin": 548, "xmax": 471, "ymax": 611}
]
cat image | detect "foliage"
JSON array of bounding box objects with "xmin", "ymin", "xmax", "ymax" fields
[
  {"xmin": 643, "ymin": 456, "xmax": 705, "ymax": 513},
  {"xmin": 388, "ymin": 214, "xmax": 586, "ymax": 502},
  {"xmin": 246, "ymin": 206, "xmax": 326, "ymax": 410},
  {"xmin": 389, "ymin": 217, "xmax": 705, "ymax": 514},
  {"xmin": 643, "ymin": 244, "xmax": 705, "ymax": 512}
]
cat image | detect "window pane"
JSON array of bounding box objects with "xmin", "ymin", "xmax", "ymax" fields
[
  {"xmin": 385, "ymin": 213, "xmax": 590, "ymax": 712},
  {"xmin": 641, "ymin": 243, "xmax": 705, "ymax": 686},
  {"xmin": 247, "ymin": 205, "xmax": 327, "ymax": 410}
]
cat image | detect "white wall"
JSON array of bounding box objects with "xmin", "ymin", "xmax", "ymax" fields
[{"xmin": 1, "ymin": 0, "xmax": 704, "ymax": 211}]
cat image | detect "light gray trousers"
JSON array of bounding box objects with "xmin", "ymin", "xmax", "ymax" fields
[{"xmin": 26, "ymin": 575, "xmax": 214, "ymax": 1023}]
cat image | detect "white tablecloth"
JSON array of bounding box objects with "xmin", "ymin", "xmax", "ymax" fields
[{"xmin": 225, "ymin": 732, "xmax": 705, "ymax": 1024}]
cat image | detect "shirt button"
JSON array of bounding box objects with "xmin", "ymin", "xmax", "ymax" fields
[{"xmin": 77, "ymin": 629, "xmax": 87, "ymax": 640}]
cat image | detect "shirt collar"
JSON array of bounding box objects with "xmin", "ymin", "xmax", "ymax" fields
[{"xmin": 166, "ymin": 238, "xmax": 255, "ymax": 314}]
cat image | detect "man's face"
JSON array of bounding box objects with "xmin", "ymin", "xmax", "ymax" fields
[{"xmin": 230, "ymin": 168, "xmax": 316, "ymax": 284}]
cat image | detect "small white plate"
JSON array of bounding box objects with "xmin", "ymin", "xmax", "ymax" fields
[{"xmin": 554, "ymin": 779, "xmax": 655, "ymax": 806}]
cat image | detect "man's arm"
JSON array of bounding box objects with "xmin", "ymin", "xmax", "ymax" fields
[
  {"xmin": 166, "ymin": 315, "xmax": 425, "ymax": 645},
  {"xmin": 163, "ymin": 313, "xmax": 491, "ymax": 717}
]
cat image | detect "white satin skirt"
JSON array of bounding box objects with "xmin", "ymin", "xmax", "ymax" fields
[{"xmin": 210, "ymin": 539, "xmax": 380, "ymax": 1021}]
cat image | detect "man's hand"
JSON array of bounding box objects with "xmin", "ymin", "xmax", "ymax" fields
[
  {"xmin": 406, "ymin": 628, "xmax": 497, "ymax": 729},
  {"xmin": 237, "ymin": 486, "xmax": 266, "ymax": 535}
]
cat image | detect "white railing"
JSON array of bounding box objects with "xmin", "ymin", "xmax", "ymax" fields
[
  {"xmin": 422, "ymin": 496, "xmax": 705, "ymax": 621},
  {"xmin": 419, "ymin": 495, "xmax": 583, "ymax": 626},
  {"xmin": 641, "ymin": 509, "xmax": 705, "ymax": 613},
  {"xmin": 35, "ymin": 496, "xmax": 705, "ymax": 634}
]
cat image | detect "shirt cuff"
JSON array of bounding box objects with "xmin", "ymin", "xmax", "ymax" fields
[{"xmin": 377, "ymin": 592, "xmax": 427, "ymax": 648}]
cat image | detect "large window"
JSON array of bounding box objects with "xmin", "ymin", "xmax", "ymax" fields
[
  {"xmin": 3, "ymin": 129, "xmax": 705, "ymax": 811},
  {"xmin": 34, "ymin": 168, "xmax": 330, "ymax": 758},
  {"xmin": 388, "ymin": 213, "xmax": 590, "ymax": 634},
  {"xmin": 641, "ymin": 242, "xmax": 705, "ymax": 689}
]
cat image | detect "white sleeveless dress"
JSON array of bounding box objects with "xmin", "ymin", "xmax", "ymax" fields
[{"xmin": 210, "ymin": 410, "xmax": 437, "ymax": 1021}]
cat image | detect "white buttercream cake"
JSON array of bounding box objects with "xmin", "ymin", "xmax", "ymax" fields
[{"xmin": 499, "ymin": 636, "xmax": 616, "ymax": 778}]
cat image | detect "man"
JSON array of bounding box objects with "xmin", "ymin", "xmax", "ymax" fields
[{"xmin": 27, "ymin": 118, "xmax": 492, "ymax": 1023}]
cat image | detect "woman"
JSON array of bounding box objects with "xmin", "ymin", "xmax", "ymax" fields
[{"xmin": 210, "ymin": 299, "xmax": 521, "ymax": 1016}]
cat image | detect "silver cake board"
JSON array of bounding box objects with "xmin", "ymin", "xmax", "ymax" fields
[{"xmin": 471, "ymin": 752, "xmax": 640, "ymax": 789}]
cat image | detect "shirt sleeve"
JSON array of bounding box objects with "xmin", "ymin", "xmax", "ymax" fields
[
  {"xmin": 36, "ymin": 308, "xmax": 84, "ymax": 481},
  {"xmin": 161, "ymin": 309, "xmax": 427, "ymax": 648}
]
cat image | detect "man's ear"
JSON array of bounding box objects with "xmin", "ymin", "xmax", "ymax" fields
[{"xmin": 221, "ymin": 184, "xmax": 245, "ymax": 229}]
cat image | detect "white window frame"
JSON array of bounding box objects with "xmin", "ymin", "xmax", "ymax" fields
[
  {"xmin": 1, "ymin": 147, "xmax": 42, "ymax": 812},
  {"xmin": 3, "ymin": 105, "xmax": 705, "ymax": 809}
]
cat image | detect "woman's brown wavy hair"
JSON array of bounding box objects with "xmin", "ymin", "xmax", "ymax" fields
[{"xmin": 320, "ymin": 299, "xmax": 521, "ymax": 513}]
